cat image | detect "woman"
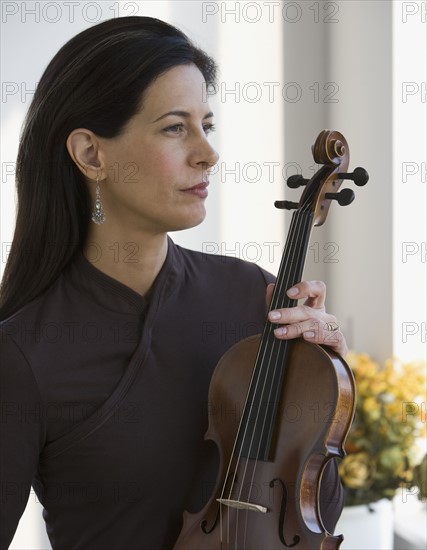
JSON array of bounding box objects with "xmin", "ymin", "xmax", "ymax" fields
[{"xmin": 0, "ymin": 16, "xmax": 346, "ymax": 549}]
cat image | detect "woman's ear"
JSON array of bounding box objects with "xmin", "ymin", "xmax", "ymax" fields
[{"xmin": 66, "ymin": 129, "xmax": 106, "ymax": 180}]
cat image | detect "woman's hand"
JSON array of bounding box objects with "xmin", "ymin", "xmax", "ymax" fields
[{"xmin": 266, "ymin": 280, "xmax": 348, "ymax": 357}]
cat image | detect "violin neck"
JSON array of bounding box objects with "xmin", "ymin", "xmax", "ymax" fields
[
  {"xmin": 270, "ymin": 209, "xmax": 314, "ymax": 312},
  {"xmin": 235, "ymin": 209, "xmax": 314, "ymax": 461}
]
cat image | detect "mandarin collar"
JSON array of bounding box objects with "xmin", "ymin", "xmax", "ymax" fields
[{"xmin": 64, "ymin": 237, "xmax": 181, "ymax": 316}]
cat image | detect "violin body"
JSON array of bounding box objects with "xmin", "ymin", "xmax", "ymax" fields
[{"xmin": 174, "ymin": 337, "xmax": 355, "ymax": 549}]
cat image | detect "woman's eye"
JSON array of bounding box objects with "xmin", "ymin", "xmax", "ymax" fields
[
  {"xmin": 163, "ymin": 122, "xmax": 216, "ymax": 136},
  {"xmin": 164, "ymin": 123, "xmax": 184, "ymax": 134},
  {"xmin": 203, "ymin": 123, "xmax": 216, "ymax": 135}
]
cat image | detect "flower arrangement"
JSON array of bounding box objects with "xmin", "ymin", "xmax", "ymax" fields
[{"xmin": 339, "ymin": 352, "xmax": 427, "ymax": 506}]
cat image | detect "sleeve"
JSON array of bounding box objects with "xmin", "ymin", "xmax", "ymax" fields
[
  {"xmin": 254, "ymin": 264, "xmax": 276, "ymax": 287},
  {"xmin": 0, "ymin": 330, "xmax": 46, "ymax": 550}
]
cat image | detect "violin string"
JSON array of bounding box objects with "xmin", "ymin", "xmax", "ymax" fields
[
  {"xmin": 243, "ymin": 209, "xmax": 309, "ymax": 505},
  {"xmin": 216, "ymin": 318, "xmax": 279, "ymax": 543},
  {"xmin": 242, "ymin": 214, "xmax": 306, "ymax": 488},
  {"xmin": 214, "ymin": 209, "xmax": 301, "ymax": 501},
  {"xmin": 218, "ymin": 262, "xmax": 290, "ymax": 544},
  {"xmin": 242, "ymin": 208, "xmax": 314, "ymax": 550},
  {"xmin": 234, "ymin": 207, "xmax": 309, "ymax": 547},
  {"xmin": 216, "ymin": 335, "xmax": 271, "ymax": 542},
  {"xmin": 241, "ymin": 193, "xmax": 315, "ymax": 512},
  {"xmin": 219, "ymin": 195, "xmax": 314, "ymax": 545},
  {"xmin": 232, "ymin": 314, "xmax": 283, "ymax": 547},
  {"xmin": 239, "ymin": 210, "xmax": 306, "ymax": 548},
  {"xmin": 230, "ymin": 214, "xmax": 299, "ymax": 476},
  {"xmin": 240, "ymin": 177, "xmax": 340, "ymax": 544}
]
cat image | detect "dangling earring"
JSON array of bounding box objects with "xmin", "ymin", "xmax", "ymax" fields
[{"xmin": 91, "ymin": 176, "xmax": 106, "ymax": 225}]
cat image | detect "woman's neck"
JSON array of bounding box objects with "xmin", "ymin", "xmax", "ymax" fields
[{"xmin": 83, "ymin": 230, "xmax": 168, "ymax": 297}]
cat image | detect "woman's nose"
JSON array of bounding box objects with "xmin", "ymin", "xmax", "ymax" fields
[{"xmin": 190, "ymin": 135, "xmax": 219, "ymax": 170}]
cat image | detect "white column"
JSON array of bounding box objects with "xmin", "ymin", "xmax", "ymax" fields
[
  {"xmin": 325, "ymin": 0, "xmax": 394, "ymax": 359},
  {"xmin": 392, "ymin": 0, "xmax": 426, "ymax": 363},
  {"xmin": 325, "ymin": 0, "xmax": 426, "ymax": 365}
]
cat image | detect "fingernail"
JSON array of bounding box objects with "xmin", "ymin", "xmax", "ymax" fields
[
  {"xmin": 269, "ymin": 311, "xmax": 281, "ymax": 321},
  {"xmin": 304, "ymin": 331, "xmax": 315, "ymax": 338},
  {"xmin": 287, "ymin": 287, "xmax": 298, "ymax": 297},
  {"xmin": 274, "ymin": 327, "xmax": 287, "ymax": 336}
]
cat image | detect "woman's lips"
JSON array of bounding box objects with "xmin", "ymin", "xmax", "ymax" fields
[{"xmin": 181, "ymin": 182, "xmax": 209, "ymax": 198}]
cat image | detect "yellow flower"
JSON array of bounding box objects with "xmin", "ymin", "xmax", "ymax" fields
[
  {"xmin": 363, "ymin": 396, "xmax": 381, "ymax": 420},
  {"xmin": 341, "ymin": 352, "xmax": 427, "ymax": 504},
  {"xmin": 378, "ymin": 446, "xmax": 405, "ymax": 476},
  {"xmin": 339, "ymin": 452, "xmax": 375, "ymax": 489}
]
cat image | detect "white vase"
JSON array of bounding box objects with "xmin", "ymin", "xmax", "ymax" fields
[{"xmin": 334, "ymin": 498, "xmax": 394, "ymax": 550}]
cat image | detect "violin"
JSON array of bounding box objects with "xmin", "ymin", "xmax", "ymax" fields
[{"xmin": 174, "ymin": 130, "xmax": 369, "ymax": 549}]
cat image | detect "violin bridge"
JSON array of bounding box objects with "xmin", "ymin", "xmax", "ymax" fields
[{"xmin": 216, "ymin": 498, "xmax": 268, "ymax": 513}]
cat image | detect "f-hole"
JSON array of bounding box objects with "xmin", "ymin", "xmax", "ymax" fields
[
  {"xmin": 201, "ymin": 471, "xmax": 237, "ymax": 534},
  {"xmin": 270, "ymin": 478, "xmax": 300, "ymax": 547}
]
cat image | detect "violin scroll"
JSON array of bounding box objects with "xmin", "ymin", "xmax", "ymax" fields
[
  {"xmin": 279, "ymin": 130, "xmax": 369, "ymax": 226},
  {"xmin": 312, "ymin": 129, "xmax": 348, "ymax": 165}
]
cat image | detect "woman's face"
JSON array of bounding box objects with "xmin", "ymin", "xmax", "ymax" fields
[{"xmin": 97, "ymin": 64, "xmax": 219, "ymax": 235}]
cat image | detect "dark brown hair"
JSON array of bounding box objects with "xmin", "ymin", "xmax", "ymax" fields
[{"xmin": 0, "ymin": 16, "xmax": 217, "ymax": 321}]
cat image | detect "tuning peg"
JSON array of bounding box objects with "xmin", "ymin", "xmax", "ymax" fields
[
  {"xmin": 337, "ymin": 167, "xmax": 369, "ymax": 186},
  {"xmin": 287, "ymin": 175, "xmax": 310, "ymax": 189},
  {"xmin": 325, "ymin": 188, "xmax": 355, "ymax": 206},
  {"xmin": 275, "ymin": 200, "xmax": 299, "ymax": 210}
]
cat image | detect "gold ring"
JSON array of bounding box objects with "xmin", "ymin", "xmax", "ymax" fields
[{"xmin": 326, "ymin": 322, "xmax": 340, "ymax": 332}]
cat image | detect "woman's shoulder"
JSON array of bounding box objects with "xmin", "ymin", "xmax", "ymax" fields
[
  {"xmin": 174, "ymin": 243, "xmax": 276, "ymax": 287},
  {"xmin": 0, "ymin": 274, "xmax": 64, "ymax": 357},
  {"xmin": 0, "ymin": 275, "xmax": 62, "ymax": 329}
]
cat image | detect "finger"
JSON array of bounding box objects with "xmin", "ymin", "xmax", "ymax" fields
[
  {"xmin": 273, "ymin": 318, "xmax": 332, "ymax": 340},
  {"xmin": 303, "ymin": 326, "xmax": 348, "ymax": 356},
  {"xmin": 286, "ymin": 280, "xmax": 327, "ymax": 309},
  {"xmin": 273, "ymin": 318, "xmax": 348, "ymax": 356},
  {"xmin": 268, "ymin": 305, "xmax": 333, "ymax": 325}
]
